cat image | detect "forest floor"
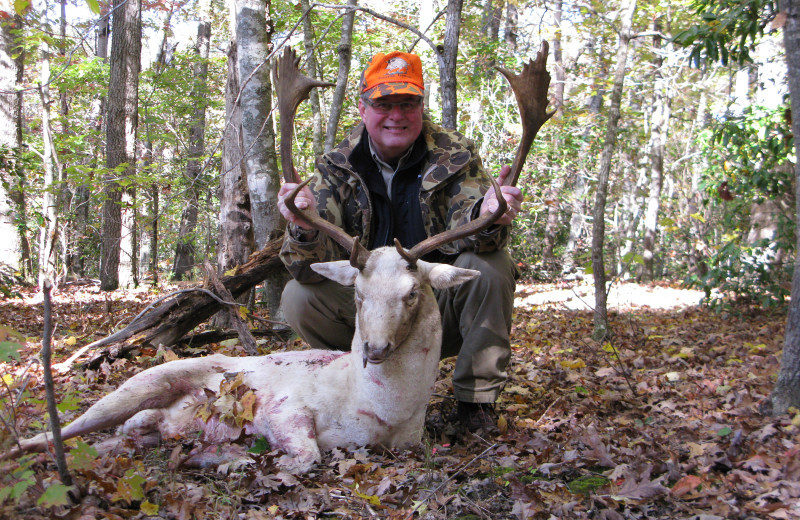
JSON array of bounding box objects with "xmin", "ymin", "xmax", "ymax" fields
[{"xmin": 0, "ymin": 278, "xmax": 798, "ymax": 519}]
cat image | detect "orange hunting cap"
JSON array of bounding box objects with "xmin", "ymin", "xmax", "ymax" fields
[{"xmin": 360, "ymin": 51, "xmax": 425, "ymax": 100}]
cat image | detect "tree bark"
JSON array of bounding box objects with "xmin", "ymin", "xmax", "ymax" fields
[
  {"xmin": 641, "ymin": 20, "xmax": 670, "ymax": 281},
  {"xmin": 541, "ymin": 0, "xmax": 566, "ymax": 270},
  {"xmin": 0, "ymin": 8, "xmax": 29, "ymax": 278},
  {"xmin": 72, "ymin": 4, "xmax": 110, "ymax": 279},
  {"xmin": 482, "ymin": 0, "xmax": 502, "ymax": 40},
  {"xmin": 767, "ymin": 0, "xmax": 800, "ymax": 416},
  {"xmin": 235, "ymin": 0, "xmax": 287, "ymax": 320},
  {"xmin": 38, "ymin": 46, "xmax": 61, "ymax": 287},
  {"xmin": 299, "ymin": 0, "xmax": 324, "ymax": 158},
  {"xmin": 173, "ymin": 20, "xmax": 212, "ymax": 280},
  {"xmin": 141, "ymin": 8, "xmax": 173, "ymax": 284},
  {"xmin": 324, "ymin": 0, "xmax": 357, "ymax": 153},
  {"xmin": 214, "ymin": 35, "xmax": 256, "ymax": 329},
  {"xmin": 504, "ymin": 1, "xmax": 518, "ymax": 52},
  {"xmin": 439, "ymin": 0, "xmax": 463, "ymax": 130},
  {"xmin": 101, "ymin": 0, "xmax": 141, "ymax": 291},
  {"xmin": 591, "ymin": 0, "xmax": 637, "ymax": 340}
]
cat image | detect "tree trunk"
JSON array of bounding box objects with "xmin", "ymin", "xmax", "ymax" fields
[
  {"xmin": 72, "ymin": 4, "xmax": 109, "ymax": 279},
  {"xmin": 324, "ymin": 0, "xmax": 356, "ymax": 153},
  {"xmin": 142, "ymin": 8, "xmax": 173, "ymax": 284},
  {"xmin": 591, "ymin": 0, "xmax": 636, "ymax": 340},
  {"xmin": 299, "ymin": 0, "xmax": 324, "ymax": 158},
  {"xmin": 235, "ymin": 0, "xmax": 286, "ymax": 320},
  {"xmin": 767, "ymin": 0, "xmax": 800, "ymax": 416},
  {"xmin": 641, "ymin": 20, "xmax": 670, "ymax": 281},
  {"xmin": 504, "ymin": 1, "xmax": 518, "ymax": 52},
  {"xmin": 214, "ymin": 35, "xmax": 256, "ymax": 329},
  {"xmin": 482, "ymin": 0, "xmax": 502, "ymax": 40},
  {"xmin": 38, "ymin": 46, "xmax": 60, "ymax": 286},
  {"xmin": 541, "ymin": 0, "xmax": 566, "ymax": 270},
  {"xmin": 173, "ymin": 20, "xmax": 211, "ymax": 280},
  {"xmin": 101, "ymin": 0, "xmax": 141, "ymax": 291},
  {"xmin": 0, "ymin": 9, "xmax": 30, "ymax": 277},
  {"xmin": 439, "ymin": 0, "xmax": 463, "ymax": 130}
]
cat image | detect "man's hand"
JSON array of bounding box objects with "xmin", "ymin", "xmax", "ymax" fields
[
  {"xmin": 278, "ymin": 170, "xmax": 318, "ymax": 231},
  {"xmin": 480, "ymin": 165, "xmax": 523, "ymax": 226}
]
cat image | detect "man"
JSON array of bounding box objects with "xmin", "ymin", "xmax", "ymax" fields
[{"xmin": 277, "ymin": 51, "xmax": 522, "ymax": 433}]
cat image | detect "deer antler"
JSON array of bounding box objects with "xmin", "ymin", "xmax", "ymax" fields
[
  {"xmin": 495, "ymin": 41, "xmax": 556, "ymax": 187},
  {"xmin": 276, "ymin": 48, "xmax": 366, "ymax": 266},
  {"xmin": 274, "ymin": 47, "xmax": 335, "ymax": 182},
  {"xmin": 394, "ymin": 174, "xmax": 507, "ymax": 268},
  {"xmin": 284, "ymin": 179, "xmax": 371, "ymax": 269}
]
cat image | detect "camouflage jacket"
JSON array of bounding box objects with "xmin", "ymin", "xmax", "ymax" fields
[{"xmin": 280, "ymin": 119, "xmax": 510, "ymax": 283}]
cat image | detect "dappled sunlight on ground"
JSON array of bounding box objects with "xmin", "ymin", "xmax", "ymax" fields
[{"xmin": 515, "ymin": 280, "xmax": 706, "ymax": 311}]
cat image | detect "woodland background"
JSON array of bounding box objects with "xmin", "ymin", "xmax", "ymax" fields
[{"xmin": 0, "ymin": 0, "xmax": 799, "ymax": 518}]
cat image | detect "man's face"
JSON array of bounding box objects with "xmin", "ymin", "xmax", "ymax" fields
[{"xmin": 358, "ymin": 94, "xmax": 424, "ymax": 164}]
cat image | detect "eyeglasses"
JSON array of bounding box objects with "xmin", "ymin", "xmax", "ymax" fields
[{"xmin": 363, "ymin": 98, "xmax": 423, "ymax": 114}]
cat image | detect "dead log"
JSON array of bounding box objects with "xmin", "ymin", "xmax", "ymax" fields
[{"xmin": 61, "ymin": 236, "xmax": 285, "ymax": 370}]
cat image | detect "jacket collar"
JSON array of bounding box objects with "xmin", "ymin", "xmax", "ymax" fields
[{"xmin": 325, "ymin": 120, "xmax": 473, "ymax": 190}]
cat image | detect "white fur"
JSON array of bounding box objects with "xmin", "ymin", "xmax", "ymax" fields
[{"xmin": 8, "ymin": 247, "xmax": 479, "ymax": 473}]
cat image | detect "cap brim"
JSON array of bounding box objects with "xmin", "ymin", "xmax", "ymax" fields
[{"xmin": 364, "ymin": 82, "xmax": 424, "ymax": 100}]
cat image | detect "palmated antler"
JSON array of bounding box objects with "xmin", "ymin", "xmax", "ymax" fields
[
  {"xmin": 284, "ymin": 179, "xmax": 371, "ymax": 269},
  {"xmin": 274, "ymin": 47, "xmax": 335, "ymax": 182},
  {"xmin": 495, "ymin": 41, "xmax": 556, "ymax": 187},
  {"xmin": 276, "ymin": 47, "xmax": 365, "ymax": 266},
  {"xmin": 394, "ymin": 174, "xmax": 507, "ymax": 268}
]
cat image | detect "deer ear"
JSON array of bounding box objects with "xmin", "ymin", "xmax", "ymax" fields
[
  {"xmin": 421, "ymin": 262, "xmax": 481, "ymax": 289},
  {"xmin": 311, "ymin": 260, "xmax": 359, "ymax": 286}
]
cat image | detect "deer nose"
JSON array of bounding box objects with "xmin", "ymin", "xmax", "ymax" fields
[{"xmin": 363, "ymin": 342, "xmax": 392, "ymax": 365}]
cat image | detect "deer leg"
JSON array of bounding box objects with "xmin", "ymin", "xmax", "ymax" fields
[
  {"xmin": 252, "ymin": 404, "xmax": 321, "ymax": 473},
  {"xmin": 8, "ymin": 358, "xmax": 222, "ymax": 458}
]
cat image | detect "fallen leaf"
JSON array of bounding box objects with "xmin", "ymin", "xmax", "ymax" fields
[{"xmin": 671, "ymin": 475, "xmax": 702, "ymax": 497}]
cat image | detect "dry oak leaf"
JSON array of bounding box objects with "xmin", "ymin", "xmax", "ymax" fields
[
  {"xmin": 670, "ymin": 474, "xmax": 703, "ymax": 497},
  {"xmin": 614, "ymin": 465, "xmax": 669, "ymax": 501}
]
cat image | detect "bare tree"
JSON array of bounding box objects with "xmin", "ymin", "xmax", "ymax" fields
[
  {"xmin": 324, "ymin": 0, "xmax": 357, "ymax": 152},
  {"xmin": 214, "ymin": 34, "xmax": 256, "ymax": 329},
  {"xmin": 591, "ymin": 0, "xmax": 637, "ymax": 340},
  {"xmin": 173, "ymin": 18, "xmax": 212, "ymax": 280},
  {"xmin": 541, "ymin": 0, "xmax": 566, "ymax": 270},
  {"xmin": 0, "ymin": 7, "xmax": 30, "ymax": 277},
  {"xmin": 38, "ymin": 44, "xmax": 60, "ymax": 286},
  {"xmin": 299, "ymin": 0, "xmax": 324, "ymax": 158},
  {"xmin": 439, "ymin": 0, "xmax": 463, "ymax": 130},
  {"xmin": 641, "ymin": 19, "xmax": 671, "ymax": 281},
  {"xmin": 234, "ymin": 0, "xmax": 286, "ymax": 317},
  {"xmin": 101, "ymin": 0, "xmax": 141, "ymax": 291}
]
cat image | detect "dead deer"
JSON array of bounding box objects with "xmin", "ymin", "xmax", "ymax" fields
[
  {"xmin": 5, "ymin": 45, "xmax": 552, "ymax": 472},
  {"xmin": 4, "ymin": 173, "xmax": 506, "ymax": 473}
]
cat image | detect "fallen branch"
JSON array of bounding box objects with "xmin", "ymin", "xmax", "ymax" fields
[{"xmin": 54, "ymin": 235, "xmax": 285, "ymax": 370}]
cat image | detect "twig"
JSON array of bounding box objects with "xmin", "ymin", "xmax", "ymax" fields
[
  {"xmin": 203, "ymin": 261, "xmax": 259, "ymax": 355},
  {"xmin": 534, "ymin": 396, "xmax": 563, "ymax": 426},
  {"xmin": 41, "ymin": 279, "xmax": 72, "ymax": 486},
  {"xmin": 405, "ymin": 442, "xmax": 498, "ymax": 519},
  {"xmin": 563, "ymin": 287, "xmax": 639, "ymax": 397}
]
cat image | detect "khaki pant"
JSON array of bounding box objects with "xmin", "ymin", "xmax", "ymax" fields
[{"xmin": 281, "ymin": 250, "xmax": 516, "ymax": 403}]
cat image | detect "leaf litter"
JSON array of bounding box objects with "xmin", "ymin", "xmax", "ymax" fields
[{"xmin": 0, "ymin": 280, "xmax": 798, "ymax": 519}]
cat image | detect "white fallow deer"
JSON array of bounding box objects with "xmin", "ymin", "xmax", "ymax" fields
[
  {"xmin": 3, "ymin": 176, "xmax": 506, "ymax": 473},
  {"xmin": 5, "ymin": 42, "xmax": 553, "ymax": 472}
]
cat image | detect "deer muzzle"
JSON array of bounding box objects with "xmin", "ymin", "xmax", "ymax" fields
[{"xmin": 362, "ymin": 342, "xmax": 392, "ymax": 367}]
